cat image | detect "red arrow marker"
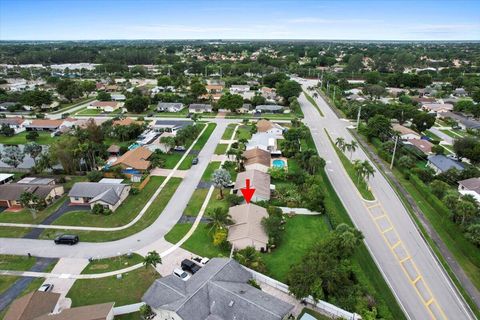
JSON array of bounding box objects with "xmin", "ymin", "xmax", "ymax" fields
[{"xmin": 240, "ymin": 179, "xmax": 256, "ymax": 204}]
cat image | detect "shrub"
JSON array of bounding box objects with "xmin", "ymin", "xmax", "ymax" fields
[
  {"xmin": 26, "ymin": 131, "xmax": 39, "ymax": 141},
  {"xmin": 225, "ymin": 194, "xmax": 243, "ymax": 206},
  {"xmin": 130, "ymin": 188, "xmax": 140, "ymax": 195},
  {"xmin": 87, "ymin": 170, "xmax": 104, "ymax": 182}
]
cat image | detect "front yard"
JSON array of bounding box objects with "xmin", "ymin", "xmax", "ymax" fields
[{"xmin": 0, "ymin": 131, "xmax": 56, "ymax": 145}]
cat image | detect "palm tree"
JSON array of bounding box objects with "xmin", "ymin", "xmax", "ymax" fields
[
  {"xmin": 346, "ymin": 140, "xmax": 358, "ymax": 160},
  {"xmin": 308, "ymin": 155, "xmax": 325, "ymax": 175},
  {"xmin": 143, "ymin": 250, "xmax": 162, "ymax": 272},
  {"xmin": 207, "ymin": 207, "xmax": 233, "ymax": 232},
  {"xmin": 234, "ymin": 246, "xmax": 266, "ymax": 272},
  {"xmin": 335, "ymin": 137, "xmax": 346, "ymax": 152},
  {"xmin": 361, "ymin": 160, "xmax": 375, "ymax": 184},
  {"xmin": 353, "ymin": 159, "xmax": 364, "ymax": 185},
  {"xmin": 312, "ymin": 92, "xmax": 319, "ymax": 99}
]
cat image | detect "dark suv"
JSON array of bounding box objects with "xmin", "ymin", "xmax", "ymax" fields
[
  {"xmin": 181, "ymin": 259, "xmax": 201, "ymax": 274},
  {"xmin": 54, "ymin": 234, "xmax": 79, "ymax": 245}
]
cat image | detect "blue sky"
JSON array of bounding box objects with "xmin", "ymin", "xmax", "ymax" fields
[{"xmin": 1, "ymin": 0, "xmax": 479, "ymax": 40}]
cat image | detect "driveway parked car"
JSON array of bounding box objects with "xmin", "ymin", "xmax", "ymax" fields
[
  {"xmin": 173, "ymin": 268, "xmax": 191, "ymax": 281},
  {"xmin": 192, "ymin": 157, "xmax": 199, "ymax": 165},
  {"xmin": 54, "ymin": 234, "xmax": 79, "ymax": 245},
  {"xmin": 181, "ymin": 259, "xmax": 201, "ymax": 274},
  {"xmin": 38, "ymin": 284, "xmax": 54, "ymax": 292}
]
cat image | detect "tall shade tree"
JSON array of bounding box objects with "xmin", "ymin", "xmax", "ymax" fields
[
  {"xmin": 211, "ymin": 168, "xmax": 231, "ymax": 199},
  {"xmin": 49, "ymin": 135, "xmax": 80, "ymax": 174},
  {"xmin": 2, "ymin": 145, "xmax": 25, "ymax": 168},
  {"xmin": 24, "ymin": 142, "xmax": 42, "ymax": 165}
]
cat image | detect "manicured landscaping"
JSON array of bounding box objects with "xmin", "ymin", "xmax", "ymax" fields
[
  {"xmin": 214, "ymin": 143, "xmax": 228, "ymax": 155},
  {"xmin": 67, "ymin": 265, "xmax": 158, "ymax": 307},
  {"xmin": 0, "ymin": 196, "xmax": 67, "ymax": 224},
  {"xmin": 221, "ymin": 124, "xmax": 236, "ymax": 140},
  {"xmin": 0, "ymin": 131, "xmax": 56, "ymax": 145},
  {"xmin": 183, "ymin": 188, "xmax": 209, "ymax": 217},
  {"xmin": 201, "ymin": 161, "xmax": 221, "ymax": 181},
  {"xmin": 40, "ymin": 178, "xmax": 182, "ymax": 242},
  {"xmin": 82, "ymin": 254, "xmax": 144, "ymax": 274},
  {"xmin": 192, "ymin": 123, "xmax": 216, "ymax": 151},
  {"xmin": 178, "ymin": 154, "xmax": 195, "ymax": 170},
  {"xmin": 51, "ymin": 97, "xmax": 95, "ymax": 114},
  {"xmin": 0, "ymin": 254, "xmax": 36, "ymax": 271},
  {"xmin": 51, "ymin": 177, "xmax": 166, "ymax": 227},
  {"xmin": 263, "ymin": 215, "xmax": 331, "ymax": 281},
  {"xmin": 326, "ymin": 130, "xmax": 375, "ymax": 201},
  {"xmin": 440, "ymin": 128, "xmax": 464, "ymax": 138},
  {"xmin": 235, "ymin": 124, "xmax": 253, "ymax": 140},
  {"xmin": 424, "ymin": 130, "xmax": 442, "ymax": 141},
  {"xmin": 303, "ymin": 90, "xmax": 324, "ymax": 116}
]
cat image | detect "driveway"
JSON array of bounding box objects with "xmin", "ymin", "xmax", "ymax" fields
[
  {"xmin": 23, "ymin": 201, "xmax": 90, "ymax": 239},
  {"xmin": 0, "ymin": 257, "xmax": 57, "ymax": 312}
]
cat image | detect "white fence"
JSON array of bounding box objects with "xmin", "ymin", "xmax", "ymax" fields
[{"xmin": 244, "ymin": 266, "xmax": 361, "ymax": 320}]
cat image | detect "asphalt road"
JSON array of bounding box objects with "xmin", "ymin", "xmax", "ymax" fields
[
  {"xmin": 296, "ymin": 78, "xmax": 473, "ymax": 320},
  {"xmin": 0, "ymin": 119, "xmax": 232, "ymax": 259}
]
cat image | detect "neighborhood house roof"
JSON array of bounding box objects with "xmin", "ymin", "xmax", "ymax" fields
[
  {"xmin": 142, "ymin": 258, "xmax": 293, "ymax": 320},
  {"xmin": 228, "ymin": 203, "xmax": 269, "ymax": 246},
  {"xmin": 17, "ymin": 177, "xmax": 54, "ymax": 185},
  {"xmin": 234, "ymin": 170, "xmax": 271, "ymax": 200},
  {"xmin": 441, "ymin": 112, "xmax": 480, "ymax": 130},
  {"xmin": 0, "ymin": 184, "xmax": 57, "ymax": 201},
  {"xmin": 25, "ymin": 119, "xmax": 63, "ymax": 129},
  {"xmin": 0, "ymin": 117, "xmax": 25, "ymax": 126},
  {"xmin": 243, "ymin": 148, "xmax": 271, "ymax": 167},
  {"xmin": 153, "ymin": 119, "xmax": 193, "ymax": 130},
  {"xmin": 107, "ymin": 144, "xmax": 120, "ymax": 153},
  {"xmin": 34, "ymin": 303, "xmax": 114, "ymax": 320},
  {"xmin": 112, "ymin": 146, "xmax": 152, "ymax": 170},
  {"xmin": 113, "ymin": 117, "xmax": 140, "ymax": 126},
  {"xmin": 256, "ymin": 119, "xmax": 283, "ymax": 133},
  {"xmin": 428, "ymin": 155, "xmax": 465, "ymax": 172},
  {"xmin": 255, "ymin": 105, "xmax": 283, "ymax": 112},
  {"xmin": 68, "ymin": 182, "xmax": 128, "ymax": 205},
  {"xmin": 405, "ymin": 139, "xmax": 433, "ymax": 154},
  {"xmin": 459, "ymin": 178, "xmax": 480, "ymax": 194},
  {"xmin": 422, "ymin": 103, "xmax": 454, "ymax": 112},
  {"xmin": 4, "ymin": 291, "xmax": 60, "ymax": 320},
  {"xmin": 157, "ymin": 102, "xmax": 183, "ymax": 110},
  {"xmin": 0, "ymin": 173, "xmax": 14, "ymax": 183},
  {"xmin": 392, "ymin": 124, "xmax": 420, "ymax": 137},
  {"xmin": 189, "ymin": 104, "xmax": 212, "ymax": 110},
  {"xmin": 246, "ymin": 132, "xmax": 281, "ymax": 151}
]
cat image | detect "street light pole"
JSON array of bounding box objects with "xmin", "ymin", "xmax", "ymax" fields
[{"xmin": 390, "ymin": 135, "xmax": 399, "ymax": 169}]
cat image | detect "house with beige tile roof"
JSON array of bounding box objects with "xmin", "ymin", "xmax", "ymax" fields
[
  {"xmin": 24, "ymin": 119, "xmax": 64, "ymax": 132},
  {"xmin": 233, "ymin": 169, "xmax": 271, "ymax": 202},
  {"xmin": 88, "ymin": 101, "xmax": 122, "ymax": 113},
  {"xmin": 392, "ymin": 124, "xmax": 421, "ymax": 140},
  {"xmin": 243, "ymin": 147, "xmax": 271, "ymax": 173},
  {"xmin": 111, "ymin": 146, "xmax": 152, "ymax": 172},
  {"xmin": 228, "ymin": 203, "xmax": 269, "ymax": 251},
  {"xmin": 256, "ymin": 119, "xmax": 284, "ymax": 136},
  {"xmin": 405, "ymin": 138, "xmax": 434, "ymax": 155}
]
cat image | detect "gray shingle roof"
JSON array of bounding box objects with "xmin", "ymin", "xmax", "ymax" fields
[
  {"xmin": 157, "ymin": 102, "xmax": 184, "ymax": 111},
  {"xmin": 428, "ymin": 155, "xmax": 465, "ymax": 172},
  {"xmin": 68, "ymin": 182, "xmax": 127, "ymax": 205},
  {"xmin": 255, "ymin": 105, "xmax": 283, "ymax": 112},
  {"xmin": 143, "ymin": 258, "xmax": 293, "ymax": 320}
]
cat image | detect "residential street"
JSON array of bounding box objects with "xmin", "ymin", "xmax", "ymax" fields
[
  {"xmin": 0, "ymin": 119, "xmax": 233, "ymax": 259},
  {"xmin": 296, "ymin": 78, "xmax": 473, "ymax": 320}
]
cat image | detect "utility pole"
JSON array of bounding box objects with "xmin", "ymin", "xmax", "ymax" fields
[
  {"xmin": 390, "ymin": 136, "xmax": 399, "ymax": 169},
  {"xmin": 356, "ymin": 105, "xmax": 362, "ymax": 129}
]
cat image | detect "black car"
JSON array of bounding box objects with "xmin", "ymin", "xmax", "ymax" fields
[
  {"xmin": 181, "ymin": 259, "xmax": 201, "ymax": 274},
  {"xmin": 54, "ymin": 234, "xmax": 79, "ymax": 245},
  {"xmin": 192, "ymin": 157, "xmax": 199, "ymax": 165}
]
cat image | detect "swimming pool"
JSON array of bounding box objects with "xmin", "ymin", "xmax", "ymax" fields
[{"xmin": 272, "ymin": 159, "xmax": 286, "ymax": 168}]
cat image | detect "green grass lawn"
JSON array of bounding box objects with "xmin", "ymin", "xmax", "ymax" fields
[
  {"xmin": 0, "ymin": 196, "xmax": 67, "ymax": 224},
  {"xmin": 40, "ymin": 178, "xmax": 182, "ymax": 242},
  {"xmin": 297, "ymin": 308, "xmax": 331, "ymax": 320},
  {"xmin": 192, "ymin": 123, "xmax": 217, "ymax": 151},
  {"xmin": 0, "ymin": 131, "xmax": 56, "ymax": 145},
  {"xmin": 424, "ymin": 130, "xmax": 442, "ymax": 142},
  {"xmin": 235, "ymin": 125, "xmax": 253, "ymax": 140},
  {"xmin": 214, "ymin": 143, "xmax": 228, "ymax": 155},
  {"xmin": 440, "ymin": 129, "xmax": 464, "ymax": 138},
  {"xmin": 67, "ymin": 266, "xmax": 158, "ymax": 307},
  {"xmin": 51, "ymin": 177, "xmax": 165, "ymax": 228},
  {"xmin": 303, "ymin": 90, "xmax": 324, "ymax": 116},
  {"xmin": 115, "ymin": 312, "xmax": 141, "ymax": 320},
  {"xmin": 0, "ymin": 255, "xmax": 36, "ymax": 271},
  {"xmin": 202, "ymin": 161, "xmax": 221, "ymax": 181},
  {"xmin": 82, "ymin": 254, "xmax": 144, "ymax": 274},
  {"xmin": 178, "ymin": 154, "xmax": 195, "ymax": 170},
  {"xmin": 263, "ymin": 215, "xmax": 331, "ymax": 281},
  {"xmin": 183, "ymin": 189, "xmax": 209, "ymax": 217},
  {"xmin": 326, "ymin": 130, "xmax": 375, "ymax": 201},
  {"xmin": 51, "ymin": 97, "xmax": 95, "ymax": 114},
  {"xmin": 221, "ymin": 124, "xmax": 236, "ymax": 140}
]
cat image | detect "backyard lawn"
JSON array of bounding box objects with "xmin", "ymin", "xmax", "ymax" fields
[
  {"xmin": 68, "ymin": 265, "xmax": 158, "ymax": 307},
  {"xmin": 40, "ymin": 178, "xmax": 182, "ymax": 242},
  {"xmin": 0, "ymin": 131, "xmax": 55, "ymax": 145}
]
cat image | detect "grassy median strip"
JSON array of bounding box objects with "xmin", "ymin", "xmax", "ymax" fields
[
  {"xmin": 221, "ymin": 124, "xmax": 236, "ymax": 140},
  {"xmin": 39, "ymin": 177, "xmax": 182, "ymax": 242},
  {"xmin": 325, "ymin": 130, "xmax": 375, "ymax": 201},
  {"xmin": 214, "ymin": 143, "xmax": 228, "ymax": 155},
  {"xmin": 303, "ymin": 90, "xmax": 324, "ymax": 116}
]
